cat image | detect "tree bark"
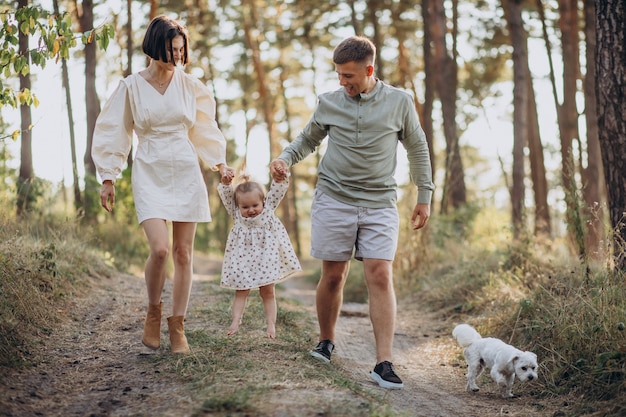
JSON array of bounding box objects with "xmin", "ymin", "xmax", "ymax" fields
[
  {"xmin": 125, "ymin": 0, "xmax": 134, "ymax": 169},
  {"xmin": 54, "ymin": 0, "xmax": 83, "ymax": 214},
  {"xmin": 526, "ymin": 73, "xmax": 551, "ymax": 237},
  {"xmin": 421, "ymin": 0, "xmax": 436, "ymax": 176},
  {"xmin": 504, "ymin": 0, "xmax": 529, "ymax": 238},
  {"xmin": 595, "ymin": 0, "xmax": 626, "ymax": 271},
  {"xmin": 558, "ymin": 0, "xmax": 586, "ymax": 258},
  {"xmin": 367, "ymin": 0, "xmax": 385, "ymax": 80},
  {"xmin": 241, "ymin": 0, "xmax": 277, "ymax": 160},
  {"xmin": 582, "ymin": 0, "xmax": 606, "ymax": 259},
  {"xmin": 76, "ymin": 0, "xmax": 101, "ymax": 222},
  {"xmin": 16, "ymin": 0, "xmax": 34, "ymax": 217},
  {"xmin": 431, "ymin": 0, "xmax": 466, "ymax": 213}
]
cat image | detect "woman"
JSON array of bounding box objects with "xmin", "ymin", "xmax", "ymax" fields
[{"xmin": 92, "ymin": 15, "xmax": 234, "ymax": 354}]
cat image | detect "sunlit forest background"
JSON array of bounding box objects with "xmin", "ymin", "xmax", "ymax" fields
[{"xmin": 1, "ymin": 1, "xmax": 625, "ymax": 415}]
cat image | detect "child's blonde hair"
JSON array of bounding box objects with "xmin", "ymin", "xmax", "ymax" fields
[{"xmin": 233, "ymin": 174, "xmax": 266, "ymax": 207}]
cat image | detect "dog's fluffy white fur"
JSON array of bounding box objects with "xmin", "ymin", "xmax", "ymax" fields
[{"xmin": 452, "ymin": 324, "xmax": 538, "ymax": 398}]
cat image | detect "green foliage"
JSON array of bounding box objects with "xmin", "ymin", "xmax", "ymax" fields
[{"xmin": 0, "ymin": 5, "xmax": 113, "ymax": 108}]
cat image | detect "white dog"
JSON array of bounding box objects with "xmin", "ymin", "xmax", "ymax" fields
[{"xmin": 452, "ymin": 324, "xmax": 538, "ymax": 398}]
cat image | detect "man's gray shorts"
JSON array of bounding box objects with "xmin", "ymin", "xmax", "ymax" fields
[{"xmin": 310, "ymin": 189, "xmax": 399, "ymax": 262}]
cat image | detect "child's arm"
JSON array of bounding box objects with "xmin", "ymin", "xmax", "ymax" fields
[
  {"xmin": 217, "ymin": 183, "xmax": 237, "ymax": 217},
  {"xmin": 265, "ymin": 178, "xmax": 289, "ymax": 211}
]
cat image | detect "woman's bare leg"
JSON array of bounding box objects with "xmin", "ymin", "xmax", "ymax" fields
[
  {"xmin": 141, "ymin": 219, "xmax": 170, "ymax": 305},
  {"xmin": 171, "ymin": 222, "xmax": 197, "ymax": 317}
]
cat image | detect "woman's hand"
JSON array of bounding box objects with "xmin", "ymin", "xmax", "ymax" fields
[
  {"xmin": 219, "ymin": 164, "xmax": 235, "ymax": 185},
  {"xmin": 100, "ymin": 180, "xmax": 115, "ymax": 212}
]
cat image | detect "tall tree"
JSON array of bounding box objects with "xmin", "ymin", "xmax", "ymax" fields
[
  {"xmin": 16, "ymin": 0, "xmax": 34, "ymax": 217},
  {"xmin": 54, "ymin": 0, "xmax": 83, "ymax": 213},
  {"xmin": 124, "ymin": 0, "xmax": 133, "ymax": 169},
  {"xmin": 595, "ymin": 0, "xmax": 626, "ymax": 271},
  {"xmin": 421, "ymin": 0, "xmax": 436, "ymax": 175},
  {"xmin": 366, "ymin": 0, "xmax": 385, "ymax": 79},
  {"xmin": 526, "ymin": 71, "xmax": 551, "ymax": 237},
  {"xmin": 582, "ymin": 0, "xmax": 605, "ymax": 259},
  {"xmin": 240, "ymin": 0, "xmax": 277, "ymax": 161},
  {"xmin": 558, "ymin": 0, "xmax": 586, "ymax": 258},
  {"xmin": 503, "ymin": 0, "xmax": 529, "ymax": 237},
  {"xmin": 75, "ymin": 0, "xmax": 101, "ymax": 222},
  {"xmin": 431, "ymin": 0, "xmax": 466, "ymax": 213}
]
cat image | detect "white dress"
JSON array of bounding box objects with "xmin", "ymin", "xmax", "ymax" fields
[
  {"xmin": 92, "ymin": 68, "xmax": 227, "ymax": 224},
  {"xmin": 218, "ymin": 180, "xmax": 302, "ymax": 290}
]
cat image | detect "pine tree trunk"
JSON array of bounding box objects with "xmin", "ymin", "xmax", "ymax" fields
[
  {"xmin": 504, "ymin": 0, "xmax": 529, "ymax": 238},
  {"xmin": 582, "ymin": 0, "xmax": 606, "ymax": 259},
  {"xmin": 595, "ymin": 0, "xmax": 626, "ymax": 271},
  {"xmin": 432, "ymin": 0, "xmax": 466, "ymax": 213},
  {"xmin": 77, "ymin": 0, "xmax": 101, "ymax": 223}
]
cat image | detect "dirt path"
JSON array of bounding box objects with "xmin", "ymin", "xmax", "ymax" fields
[
  {"xmin": 282, "ymin": 267, "xmax": 562, "ymax": 417},
  {"xmin": 0, "ymin": 254, "xmax": 565, "ymax": 417}
]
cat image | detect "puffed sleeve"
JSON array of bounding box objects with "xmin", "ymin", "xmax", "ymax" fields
[
  {"xmin": 217, "ymin": 183, "xmax": 237, "ymax": 218},
  {"xmin": 265, "ymin": 179, "xmax": 289, "ymax": 212},
  {"xmin": 91, "ymin": 80, "xmax": 133, "ymax": 183},
  {"xmin": 188, "ymin": 78, "xmax": 227, "ymax": 170}
]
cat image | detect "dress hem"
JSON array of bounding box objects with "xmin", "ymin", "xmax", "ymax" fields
[{"xmin": 219, "ymin": 269, "xmax": 301, "ymax": 290}]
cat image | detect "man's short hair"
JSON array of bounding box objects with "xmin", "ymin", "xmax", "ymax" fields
[
  {"xmin": 142, "ymin": 15, "xmax": 189, "ymax": 65},
  {"xmin": 333, "ymin": 36, "xmax": 376, "ymax": 65}
]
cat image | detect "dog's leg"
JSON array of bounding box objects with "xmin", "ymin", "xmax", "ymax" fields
[
  {"xmin": 491, "ymin": 368, "xmax": 515, "ymax": 398},
  {"xmin": 465, "ymin": 356, "xmax": 482, "ymax": 392},
  {"xmin": 503, "ymin": 373, "xmax": 515, "ymax": 398}
]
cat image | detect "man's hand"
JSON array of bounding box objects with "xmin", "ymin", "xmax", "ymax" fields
[
  {"xmin": 270, "ymin": 159, "xmax": 288, "ymax": 182},
  {"xmin": 411, "ymin": 203, "xmax": 430, "ymax": 230}
]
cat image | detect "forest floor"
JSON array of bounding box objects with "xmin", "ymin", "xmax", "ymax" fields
[{"xmin": 0, "ymin": 253, "xmax": 573, "ymax": 417}]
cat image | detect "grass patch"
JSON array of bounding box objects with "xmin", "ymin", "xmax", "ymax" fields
[
  {"xmin": 145, "ymin": 279, "xmax": 396, "ymax": 416},
  {"xmin": 394, "ymin": 206, "xmax": 626, "ymax": 416},
  {"xmin": 0, "ymin": 214, "xmax": 115, "ymax": 371}
]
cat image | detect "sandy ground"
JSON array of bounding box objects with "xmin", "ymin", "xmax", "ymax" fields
[{"xmin": 0, "ymin": 254, "xmax": 569, "ymax": 417}]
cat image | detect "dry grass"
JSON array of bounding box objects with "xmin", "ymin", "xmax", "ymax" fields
[
  {"xmin": 393, "ymin": 206, "xmax": 626, "ymax": 417},
  {"xmin": 2, "ymin": 195, "xmax": 625, "ymax": 415},
  {"xmin": 0, "ymin": 214, "xmax": 115, "ymax": 370}
]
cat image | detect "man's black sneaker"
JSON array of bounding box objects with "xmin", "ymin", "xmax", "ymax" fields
[
  {"xmin": 370, "ymin": 361, "xmax": 404, "ymax": 389},
  {"xmin": 310, "ymin": 339, "xmax": 334, "ymax": 363}
]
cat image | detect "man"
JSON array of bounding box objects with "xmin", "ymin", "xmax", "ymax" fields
[{"xmin": 270, "ymin": 36, "xmax": 434, "ymax": 390}]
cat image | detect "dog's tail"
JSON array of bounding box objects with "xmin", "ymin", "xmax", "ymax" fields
[{"xmin": 452, "ymin": 324, "xmax": 482, "ymax": 347}]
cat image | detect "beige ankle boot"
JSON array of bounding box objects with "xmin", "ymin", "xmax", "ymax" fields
[
  {"xmin": 167, "ymin": 315, "xmax": 190, "ymax": 354},
  {"xmin": 142, "ymin": 302, "xmax": 162, "ymax": 350}
]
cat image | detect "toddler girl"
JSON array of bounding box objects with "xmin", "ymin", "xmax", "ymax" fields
[{"xmin": 218, "ymin": 173, "xmax": 301, "ymax": 338}]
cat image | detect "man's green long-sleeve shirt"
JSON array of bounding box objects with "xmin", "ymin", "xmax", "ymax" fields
[{"xmin": 278, "ymin": 80, "xmax": 435, "ymax": 208}]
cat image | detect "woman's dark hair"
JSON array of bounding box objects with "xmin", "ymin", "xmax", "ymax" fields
[{"xmin": 142, "ymin": 15, "xmax": 189, "ymax": 65}]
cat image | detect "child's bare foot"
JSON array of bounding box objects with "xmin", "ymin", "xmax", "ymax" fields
[
  {"xmin": 228, "ymin": 319, "xmax": 242, "ymax": 336},
  {"xmin": 266, "ymin": 324, "xmax": 276, "ymax": 339}
]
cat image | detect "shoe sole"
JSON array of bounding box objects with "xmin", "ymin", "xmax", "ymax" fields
[
  {"xmin": 310, "ymin": 350, "xmax": 331, "ymax": 363},
  {"xmin": 370, "ymin": 371, "xmax": 404, "ymax": 390}
]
